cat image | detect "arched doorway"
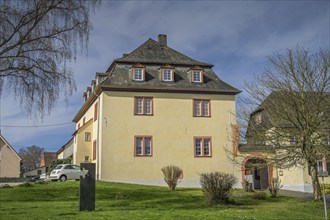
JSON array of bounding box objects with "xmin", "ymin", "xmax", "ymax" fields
[{"xmin": 242, "ymin": 157, "xmax": 273, "ymax": 190}]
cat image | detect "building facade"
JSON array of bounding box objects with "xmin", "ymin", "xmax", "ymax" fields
[
  {"xmin": 239, "ymin": 92, "xmax": 330, "ymax": 192},
  {"xmin": 72, "ymin": 34, "xmax": 241, "ymax": 187},
  {"xmin": 0, "ymin": 134, "xmax": 21, "ymax": 178}
]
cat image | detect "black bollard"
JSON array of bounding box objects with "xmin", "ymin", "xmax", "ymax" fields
[{"xmin": 79, "ymin": 163, "xmax": 95, "ymax": 211}]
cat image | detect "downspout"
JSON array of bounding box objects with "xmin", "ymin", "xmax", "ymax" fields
[
  {"xmin": 93, "ymin": 88, "xmax": 101, "ymax": 181},
  {"xmin": 96, "ymin": 92, "xmax": 101, "ymax": 180},
  {"xmin": 229, "ymin": 111, "xmax": 235, "ymax": 176}
]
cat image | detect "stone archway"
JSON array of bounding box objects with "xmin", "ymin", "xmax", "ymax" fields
[{"xmin": 241, "ymin": 156, "xmax": 273, "ymax": 190}]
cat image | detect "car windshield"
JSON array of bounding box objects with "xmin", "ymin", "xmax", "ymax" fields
[{"xmin": 54, "ymin": 165, "xmax": 63, "ymax": 170}]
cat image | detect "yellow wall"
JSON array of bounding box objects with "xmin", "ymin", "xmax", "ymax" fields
[
  {"xmin": 0, "ymin": 141, "xmax": 21, "ymax": 178},
  {"xmin": 98, "ymin": 91, "xmax": 238, "ymax": 186},
  {"xmin": 73, "ymin": 119, "xmax": 94, "ymax": 164}
]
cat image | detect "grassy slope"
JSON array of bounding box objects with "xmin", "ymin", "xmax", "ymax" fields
[{"xmin": 0, "ymin": 181, "xmax": 327, "ymax": 220}]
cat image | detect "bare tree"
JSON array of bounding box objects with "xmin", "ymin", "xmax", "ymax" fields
[
  {"xmin": 19, "ymin": 145, "xmax": 44, "ymax": 172},
  {"xmin": 240, "ymin": 46, "xmax": 330, "ymax": 200},
  {"xmin": 0, "ymin": 0, "xmax": 100, "ymax": 118}
]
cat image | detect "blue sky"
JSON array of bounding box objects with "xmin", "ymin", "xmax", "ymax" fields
[{"xmin": 0, "ymin": 1, "xmax": 329, "ymax": 152}]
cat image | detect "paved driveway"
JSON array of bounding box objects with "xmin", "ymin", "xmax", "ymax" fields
[{"xmin": 279, "ymin": 189, "xmax": 329, "ymax": 202}]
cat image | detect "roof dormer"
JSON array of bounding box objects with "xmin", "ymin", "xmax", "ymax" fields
[
  {"xmin": 190, "ymin": 66, "xmax": 204, "ymax": 83},
  {"xmin": 91, "ymin": 80, "xmax": 96, "ymax": 92},
  {"xmin": 160, "ymin": 64, "xmax": 174, "ymax": 82},
  {"xmin": 131, "ymin": 63, "xmax": 145, "ymax": 81}
]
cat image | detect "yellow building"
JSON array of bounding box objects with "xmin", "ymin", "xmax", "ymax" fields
[
  {"xmin": 0, "ymin": 133, "xmax": 21, "ymax": 178},
  {"xmin": 72, "ymin": 34, "xmax": 241, "ymax": 187}
]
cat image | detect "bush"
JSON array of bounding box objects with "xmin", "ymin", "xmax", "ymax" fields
[
  {"xmin": 161, "ymin": 165, "xmax": 183, "ymax": 190},
  {"xmin": 19, "ymin": 182, "xmax": 33, "ymax": 187},
  {"xmin": 253, "ymin": 191, "xmax": 267, "ymax": 200},
  {"xmin": 242, "ymin": 178, "xmax": 253, "ymax": 192},
  {"xmin": 269, "ymin": 177, "xmax": 283, "ymax": 197},
  {"xmin": 200, "ymin": 172, "xmax": 237, "ymax": 205},
  {"xmin": 321, "ymin": 184, "xmax": 330, "ymax": 195}
]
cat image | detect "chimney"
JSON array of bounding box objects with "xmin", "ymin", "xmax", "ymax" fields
[{"xmin": 158, "ymin": 34, "xmax": 167, "ymax": 47}]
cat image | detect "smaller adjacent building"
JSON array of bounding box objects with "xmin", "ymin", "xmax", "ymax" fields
[
  {"xmin": 239, "ymin": 93, "xmax": 330, "ymax": 192},
  {"xmin": 56, "ymin": 137, "xmax": 73, "ymax": 161},
  {"xmin": 0, "ymin": 133, "xmax": 21, "ymax": 178}
]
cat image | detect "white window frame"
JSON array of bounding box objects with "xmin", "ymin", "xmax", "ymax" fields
[
  {"xmin": 133, "ymin": 68, "xmax": 144, "ymax": 81},
  {"xmin": 192, "ymin": 70, "xmax": 202, "ymax": 82},
  {"xmin": 163, "ymin": 69, "xmax": 173, "ymax": 81}
]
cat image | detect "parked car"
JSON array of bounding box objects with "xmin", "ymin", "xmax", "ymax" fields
[
  {"xmin": 40, "ymin": 173, "xmax": 46, "ymax": 180},
  {"xmin": 30, "ymin": 175, "xmax": 40, "ymax": 182},
  {"xmin": 49, "ymin": 164, "xmax": 88, "ymax": 182}
]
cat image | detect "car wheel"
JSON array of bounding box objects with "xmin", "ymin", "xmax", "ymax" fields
[{"xmin": 59, "ymin": 175, "xmax": 67, "ymax": 182}]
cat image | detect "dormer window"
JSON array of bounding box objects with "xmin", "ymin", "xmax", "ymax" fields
[
  {"xmin": 161, "ymin": 64, "xmax": 174, "ymax": 82},
  {"xmin": 134, "ymin": 68, "xmax": 143, "ymax": 80},
  {"xmin": 190, "ymin": 66, "xmax": 204, "ymax": 83},
  {"xmin": 163, "ymin": 69, "xmax": 173, "ymax": 81},
  {"xmin": 131, "ymin": 63, "xmax": 145, "ymax": 81}
]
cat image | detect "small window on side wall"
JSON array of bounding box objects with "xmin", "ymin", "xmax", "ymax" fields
[{"xmin": 85, "ymin": 132, "xmax": 91, "ymax": 142}]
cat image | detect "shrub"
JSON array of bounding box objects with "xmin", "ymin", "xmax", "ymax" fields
[
  {"xmin": 253, "ymin": 191, "xmax": 267, "ymax": 200},
  {"xmin": 242, "ymin": 178, "xmax": 253, "ymax": 192},
  {"xmin": 269, "ymin": 177, "xmax": 283, "ymax": 197},
  {"xmin": 0, "ymin": 184, "xmax": 11, "ymax": 188},
  {"xmin": 321, "ymin": 184, "xmax": 330, "ymax": 195},
  {"xmin": 200, "ymin": 172, "xmax": 237, "ymax": 205},
  {"xmin": 161, "ymin": 165, "xmax": 183, "ymax": 190},
  {"xmin": 19, "ymin": 182, "xmax": 33, "ymax": 187}
]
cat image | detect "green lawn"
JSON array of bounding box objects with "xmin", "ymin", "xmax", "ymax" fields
[{"xmin": 0, "ymin": 181, "xmax": 327, "ymax": 220}]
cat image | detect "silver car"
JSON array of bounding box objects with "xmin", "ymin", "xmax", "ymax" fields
[{"xmin": 50, "ymin": 164, "xmax": 87, "ymax": 182}]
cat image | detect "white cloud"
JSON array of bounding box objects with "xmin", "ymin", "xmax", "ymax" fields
[{"xmin": 1, "ymin": 1, "xmax": 328, "ymax": 152}]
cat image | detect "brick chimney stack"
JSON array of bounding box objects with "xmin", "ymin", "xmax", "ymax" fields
[{"xmin": 158, "ymin": 34, "xmax": 167, "ymax": 47}]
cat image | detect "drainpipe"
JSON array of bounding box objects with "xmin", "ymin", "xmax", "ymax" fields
[
  {"xmin": 93, "ymin": 89, "xmax": 101, "ymax": 181},
  {"xmin": 228, "ymin": 111, "xmax": 235, "ymax": 176}
]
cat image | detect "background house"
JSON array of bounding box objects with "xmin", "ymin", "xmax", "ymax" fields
[
  {"xmin": 22, "ymin": 152, "xmax": 57, "ymax": 177},
  {"xmin": 239, "ymin": 93, "xmax": 330, "ymax": 192},
  {"xmin": 72, "ymin": 34, "xmax": 241, "ymax": 187},
  {"xmin": 56, "ymin": 137, "xmax": 73, "ymax": 161},
  {"xmin": 0, "ymin": 133, "xmax": 21, "ymax": 178}
]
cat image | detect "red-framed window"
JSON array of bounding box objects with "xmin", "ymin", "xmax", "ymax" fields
[
  {"xmin": 193, "ymin": 99, "xmax": 210, "ymax": 117},
  {"xmin": 94, "ymin": 102, "xmax": 98, "ymax": 122},
  {"xmin": 190, "ymin": 66, "xmax": 204, "ymax": 83},
  {"xmin": 194, "ymin": 137, "xmax": 212, "ymax": 157},
  {"xmin": 135, "ymin": 136, "xmax": 153, "ymax": 157},
  {"xmin": 133, "ymin": 68, "xmax": 144, "ymax": 81},
  {"xmin": 161, "ymin": 69, "xmax": 174, "ymax": 81},
  {"xmin": 93, "ymin": 140, "xmax": 97, "ymax": 160},
  {"xmin": 134, "ymin": 97, "xmax": 153, "ymax": 115}
]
